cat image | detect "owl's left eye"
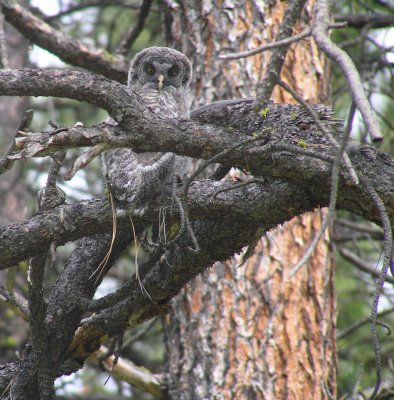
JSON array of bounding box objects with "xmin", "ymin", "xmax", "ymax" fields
[
  {"xmin": 144, "ymin": 63, "xmax": 155, "ymax": 75},
  {"xmin": 168, "ymin": 65, "xmax": 179, "ymax": 77}
]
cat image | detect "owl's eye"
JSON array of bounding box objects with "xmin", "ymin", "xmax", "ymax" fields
[
  {"xmin": 168, "ymin": 65, "xmax": 179, "ymax": 77},
  {"xmin": 144, "ymin": 63, "xmax": 155, "ymax": 75}
]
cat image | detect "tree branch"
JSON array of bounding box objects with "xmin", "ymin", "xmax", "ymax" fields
[
  {"xmin": 1, "ymin": 0, "xmax": 129, "ymax": 82},
  {"xmin": 0, "ymin": 63, "xmax": 393, "ymax": 395},
  {"xmin": 338, "ymin": 247, "xmax": 394, "ymax": 285},
  {"xmin": 219, "ymin": 22, "xmax": 346, "ymax": 61},
  {"xmin": 334, "ymin": 13, "xmax": 394, "ymax": 29},
  {"xmin": 115, "ymin": 0, "xmax": 153, "ymax": 56},
  {"xmin": 41, "ymin": 0, "xmax": 141, "ymax": 22},
  {"xmin": 254, "ymin": 0, "xmax": 307, "ymax": 109},
  {"xmin": 1, "ymin": 141, "xmax": 393, "ymax": 269},
  {"xmin": 0, "ymin": 72, "xmax": 392, "ymax": 270},
  {"xmin": 90, "ymin": 345, "xmax": 163, "ymax": 397},
  {"xmin": 313, "ymin": 0, "xmax": 383, "ymax": 142}
]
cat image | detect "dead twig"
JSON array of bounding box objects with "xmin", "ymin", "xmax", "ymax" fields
[
  {"xmin": 64, "ymin": 143, "xmax": 108, "ymax": 181},
  {"xmin": 278, "ymin": 79, "xmax": 358, "ymax": 185},
  {"xmin": 288, "ymin": 99, "xmax": 357, "ymax": 277},
  {"xmin": 0, "ymin": 284, "xmax": 29, "ymax": 319},
  {"xmin": 254, "ymin": 0, "xmax": 307, "ymax": 110},
  {"xmin": 338, "ymin": 247, "xmax": 394, "ymax": 285},
  {"xmin": 338, "ymin": 306, "xmax": 394, "ymax": 340},
  {"xmin": 0, "ymin": 109, "xmax": 34, "ymax": 175},
  {"xmin": 219, "ymin": 22, "xmax": 346, "ymax": 61},
  {"xmin": 312, "ymin": 0, "xmax": 383, "ymax": 142},
  {"xmin": 361, "ymin": 178, "xmax": 393, "ymax": 400}
]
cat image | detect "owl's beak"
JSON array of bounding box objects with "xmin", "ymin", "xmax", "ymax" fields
[{"xmin": 158, "ymin": 74, "xmax": 164, "ymax": 91}]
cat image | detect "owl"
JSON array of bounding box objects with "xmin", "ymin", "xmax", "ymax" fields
[{"xmin": 102, "ymin": 47, "xmax": 193, "ymax": 212}]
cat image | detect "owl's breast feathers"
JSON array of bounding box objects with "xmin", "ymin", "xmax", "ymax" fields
[
  {"xmin": 102, "ymin": 87, "xmax": 189, "ymax": 209},
  {"xmin": 102, "ymin": 149, "xmax": 185, "ymax": 208},
  {"xmin": 136, "ymin": 86, "xmax": 191, "ymax": 119}
]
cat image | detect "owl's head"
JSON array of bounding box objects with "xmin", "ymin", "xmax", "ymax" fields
[{"xmin": 128, "ymin": 47, "xmax": 192, "ymax": 91}]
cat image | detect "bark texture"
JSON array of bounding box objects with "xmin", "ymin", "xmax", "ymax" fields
[
  {"xmin": 0, "ymin": 6, "xmax": 30, "ymax": 367},
  {"xmin": 0, "ymin": 0, "xmax": 392, "ymax": 397},
  {"xmin": 163, "ymin": 1, "xmax": 336, "ymax": 398},
  {"xmin": 0, "ymin": 8, "xmax": 29, "ymax": 224}
]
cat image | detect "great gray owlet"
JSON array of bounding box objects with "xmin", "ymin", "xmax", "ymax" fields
[{"xmin": 102, "ymin": 47, "xmax": 193, "ymax": 210}]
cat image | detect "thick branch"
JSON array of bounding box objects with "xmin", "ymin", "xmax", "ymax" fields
[
  {"xmin": 0, "ymin": 180, "xmax": 314, "ymax": 395},
  {"xmin": 0, "ymin": 180, "xmax": 302, "ymax": 268},
  {"xmin": 0, "ymin": 85, "xmax": 393, "ymax": 397},
  {"xmin": 0, "ymin": 69, "xmax": 244, "ymax": 158},
  {"xmin": 1, "ymin": 149, "xmax": 394, "ymax": 269},
  {"xmin": 0, "ymin": 68, "xmax": 130, "ymax": 116},
  {"xmin": 0, "ymin": 71, "xmax": 393, "ymax": 268},
  {"xmin": 0, "ymin": 198, "xmax": 119, "ymax": 268},
  {"xmin": 1, "ymin": 0, "xmax": 129, "ymax": 82}
]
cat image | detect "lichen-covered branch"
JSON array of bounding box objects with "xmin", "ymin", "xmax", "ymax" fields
[{"xmin": 1, "ymin": 145, "xmax": 393, "ymax": 269}]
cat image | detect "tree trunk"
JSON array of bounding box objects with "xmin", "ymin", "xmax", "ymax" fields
[
  {"xmin": 0, "ymin": 5, "xmax": 30, "ymax": 225},
  {"xmin": 163, "ymin": 1, "xmax": 336, "ymax": 398},
  {"xmin": 0, "ymin": 6, "xmax": 30, "ymax": 365}
]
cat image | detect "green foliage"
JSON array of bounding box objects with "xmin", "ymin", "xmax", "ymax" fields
[
  {"xmin": 330, "ymin": 2, "xmax": 394, "ymax": 392},
  {"xmin": 334, "ymin": 214, "xmax": 394, "ymax": 395},
  {"xmin": 331, "ymin": 2, "xmax": 394, "ymax": 154}
]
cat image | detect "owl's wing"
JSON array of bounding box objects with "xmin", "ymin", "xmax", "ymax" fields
[
  {"xmin": 102, "ymin": 83, "xmax": 190, "ymax": 210},
  {"xmin": 189, "ymin": 98, "xmax": 257, "ymax": 181},
  {"xmin": 191, "ymin": 98, "xmax": 254, "ymax": 118},
  {"xmin": 102, "ymin": 149, "xmax": 181, "ymax": 209}
]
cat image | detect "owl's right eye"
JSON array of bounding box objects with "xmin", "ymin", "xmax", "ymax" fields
[{"xmin": 144, "ymin": 63, "xmax": 155, "ymax": 75}]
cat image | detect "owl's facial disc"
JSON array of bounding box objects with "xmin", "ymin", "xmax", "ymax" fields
[{"xmin": 142, "ymin": 60, "xmax": 183, "ymax": 90}]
